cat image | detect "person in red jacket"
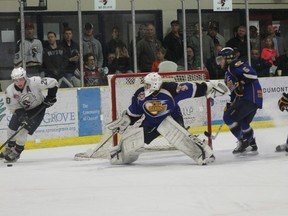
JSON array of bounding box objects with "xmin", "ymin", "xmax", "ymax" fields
[{"xmin": 151, "ymin": 47, "xmax": 166, "ymax": 72}]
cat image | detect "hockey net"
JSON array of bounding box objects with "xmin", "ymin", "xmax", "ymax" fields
[{"xmin": 75, "ymin": 70, "xmax": 212, "ymax": 160}]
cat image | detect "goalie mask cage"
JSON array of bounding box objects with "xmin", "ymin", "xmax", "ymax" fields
[{"xmin": 108, "ymin": 70, "xmax": 212, "ymax": 150}]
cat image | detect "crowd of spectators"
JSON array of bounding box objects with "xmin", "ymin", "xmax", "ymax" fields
[{"xmin": 13, "ymin": 20, "xmax": 287, "ymax": 88}]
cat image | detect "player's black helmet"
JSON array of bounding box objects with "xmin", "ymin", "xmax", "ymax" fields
[{"xmin": 216, "ymin": 47, "xmax": 236, "ymax": 65}]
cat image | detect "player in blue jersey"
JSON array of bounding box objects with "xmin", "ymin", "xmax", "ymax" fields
[
  {"xmin": 106, "ymin": 72, "xmax": 230, "ymax": 165},
  {"xmin": 275, "ymin": 93, "xmax": 288, "ymax": 152},
  {"xmin": 216, "ymin": 47, "xmax": 263, "ymax": 155}
]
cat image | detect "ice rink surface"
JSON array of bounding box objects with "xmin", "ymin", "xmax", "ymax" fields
[{"xmin": 1, "ymin": 126, "xmax": 288, "ymax": 216}]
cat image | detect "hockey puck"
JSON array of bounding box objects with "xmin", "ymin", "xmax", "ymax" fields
[{"xmin": 7, "ymin": 164, "xmax": 13, "ymax": 167}]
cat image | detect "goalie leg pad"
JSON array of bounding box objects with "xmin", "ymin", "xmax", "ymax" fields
[
  {"xmin": 205, "ymin": 80, "xmax": 230, "ymax": 98},
  {"xmin": 157, "ymin": 116, "xmax": 214, "ymax": 165},
  {"xmin": 110, "ymin": 128, "xmax": 145, "ymax": 165}
]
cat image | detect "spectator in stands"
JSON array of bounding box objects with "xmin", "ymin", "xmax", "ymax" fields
[
  {"xmin": 163, "ymin": 20, "xmax": 183, "ymax": 63},
  {"xmin": 188, "ymin": 23, "xmax": 214, "ymax": 66},
  {"xmin": 107, "ymin": 53, "xmax": 117, "ymax": 74},
  {"xmin": 249, "ymin": 25, "xmax": 261, "ymax": 53},
  {"xmin": 43, "ymin": 31, "xmax": 70, "ymax": 87},
  {"xmin": 251, "ymin": 48, "xmax": 271, "ymax": 77},
  {"xmin": 207, "ymin": 21, "xmax": 226, "ymax": 48},
  {"xmin": 226, "ymin": 25, "xmax": 250, "ymax": 61},
  {"xmin": 206, "ymin": 44, "xmax": 225, "ymax": 79},
  {"xmin": 129, "ymin": 24, "xmax": 146, "ymax": 57},
  {"xmin": 261, "ymin": 36, "xmax": 278, "ymax": 66},
  {"xmin": 83, "ymin": 22, "xmax": 104, "ymax": 68},
  {"xmin": 275, "ymin": 50, "xmax": 288, "ymax": 77},
  {"xmin": 61, "ymin": 27, "xmax": 80, "ymax": 87},
  {"xmin": 137, "ymin": 23, "xmax": 162, "ymax": 72},
  {"xmin": 107, "ymin": 26, "xmax": 126, "ymax": 55},
  {"xmin": 14, "ymin": 22, "xmax": 43, "ymax": 77},
  {"xmin": 151, "ymin": 47, "xmax": 167, "ymax": 72},
  {"xmin": 263, "ymin": 24, "xmax": 286, "ymax": 56},
  {"xmin": 114, "ymin": 45, "xmax": 132, "ymax": 73},
  {"xmin": 83, "ymin": 53, "xmax": 106, "ymax": 86},
  {"xmin": 177, "ymin": 46, "xmax": 201, "ymax": 71}
]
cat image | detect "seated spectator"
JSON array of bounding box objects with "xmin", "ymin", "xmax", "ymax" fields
[
  {"xmin": 107, "ymin": 52, "xmax": 117, "ymax": 74},
  {"xmin": 275, "ymin": 50, "xmax": 288, "ymax": 76},
  {"xmin": 114, "ymin": 45, "xmax": 132, "ymax": 73},
  {"xmin": 251, "ymin": 48, "xmax": 271, "ymax": 77},
  {"xmin": 151, "ymin": 47, "xmax": 167, "ymax": 72},
  {"xmin": 83, "ymin": 53, "xmax": 106, "ymax": 86},
  {"xmin": 261, "ymin": 36, "xmax": 278, "ymax": 66},
  {"xmin": 177, "ymin": 46, "xmax": 201, "ymax": 70}
]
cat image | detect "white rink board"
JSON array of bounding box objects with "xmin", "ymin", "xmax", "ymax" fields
[{"xmin": 0, "ymin": 89, "xmax": 78, "ymax": 143}]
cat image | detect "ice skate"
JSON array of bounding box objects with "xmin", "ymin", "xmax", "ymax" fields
[
  {"xmin": 233, "ymin": 138, "xmax": 258, "ymax": 156},
  {"xmin": 275, "ymin": 143, "xmax": 288, "ymax": 152},
  {"xmin": 0, "ymin": 147, "xmax": 13, "ymax": 160},
  {"xmin": 4, "ymin": 145, "xmax": 23, "ymax": 163}
]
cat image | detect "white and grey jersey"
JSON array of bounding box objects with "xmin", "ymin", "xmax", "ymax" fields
[
  {"xmin": 5, "ymin": 76, "xmax": 58, "ymax": 113},
  {"xmin": 14, "ymin": 38, "xmax": 43, "ymax": 67}
]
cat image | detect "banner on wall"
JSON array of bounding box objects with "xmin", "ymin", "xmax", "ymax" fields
[
  {"xmin": 78, "ymin": 88, "xmax": 102, "ymax": 136},
  {"xmin": 95, "ymin": 0, "xmax": 116, "ymax": 10},
  {"xmin": 213, "ymin": 0, "xmax": 233, "ymax": 12}
]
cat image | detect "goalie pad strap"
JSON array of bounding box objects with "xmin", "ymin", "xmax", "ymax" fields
[
  {"xmin": 110, "ymin": 128, "xmax": 145, "ymax": 165},
  {"xmin": 157, "ymin": 116, "xmax": 213, "ymax": 165}
]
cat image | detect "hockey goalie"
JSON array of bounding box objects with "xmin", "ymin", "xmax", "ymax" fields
[{"xmin": 104, "ymin": 72, "xmax": 230, "ymax": 165}]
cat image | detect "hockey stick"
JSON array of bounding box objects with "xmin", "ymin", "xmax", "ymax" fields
[
  {"xmin": 0, "ymin": 105, "xmax": 46, "ymax": 151},
  {"xmin": 204, "ymin": 122, "xmax": 224, "ymax": 140},
  {"xmin": 74, "ymin": 129, "xmax": 119, "ymax": 160}
]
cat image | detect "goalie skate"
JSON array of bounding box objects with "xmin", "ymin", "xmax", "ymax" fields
[{"xmin": 275, "ymin": 143, "xmax": 288, "ymax": 152}]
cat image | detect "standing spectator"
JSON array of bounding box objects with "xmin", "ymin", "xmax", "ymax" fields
[
  {"xmin": 14, "ymin": 22, "xmax": 43, "ymax": 77},
  {"xmin": 177, "ymin": 46, "xmax": 201, "ymax": 70},
  {"xmin": 83, "ymin": 22, "xmax": 104, "ymax": 68},
  {"xmin": 137, "ymin": 23, "xmax": 162, "ymax": 72},
  {"xmin": 114, "ymin": 45, "xmax": 132, "ymax": 73},
  {"xmin": 207, "ymin": 21, "xmax": 226, "ymax": 48},
  {"xmin": 107, "ymin": 53, "xmax": 117, "ymax": 74},
  {"xmin": 42, "ymin": 31, "xmax": 69, "ymax": 87},
  {"xmin": 226, "ymin": 25, "xmax": 250, "ymax": 61},
  {"xmin": 188, "ymin": 23, "xmax": 214, "ymax": 65},
  {"xmin": 163, "ymin": 20, "xmax": 183, "ymax": 63},
  {"xmin": 249, "ymin": 25, "xmax": 261, "ymax": 53},
  {"xmin": 263, "ymin": 24, "xmax": 286, "ymax": 56},
  {"xmin": 61, "ymin": 27, "xmax": 80, "ymax": 87},
  {"xmin": 251, "ymin": 48, "xmax": 271, "ymax": 77},
  {"xmin": 107, "ymin": 26, "xmax": 126, "ymax": 55},
  {"xmin": 151, "ymin": 47, "xmax": 166, "ymax": 72},
  {"xmin": 83, "ymin": 53, "xmax": 106, "ymax": 86},
  {"xmin": 206, "ymin": 44, "xmax": 225, "ymax": 79},
  {"xmin": 275, "ymin": 50, "xmax": 288, "ymax": 77},
  {"xmin": 261, "ymin": 36, "xmax": 278, "ymax": 66}
]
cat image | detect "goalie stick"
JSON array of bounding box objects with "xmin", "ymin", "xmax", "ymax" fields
[
  {"xmin": 204, "ymin": 122, "xmax": 224, "ymax": 140},
  {"xmin": 74, "ymin": 129, "xmax": 119, "ymax": 160},
  {"xmin": 0, "ymin": 105, "xmax": 46, "ymax": 151}
]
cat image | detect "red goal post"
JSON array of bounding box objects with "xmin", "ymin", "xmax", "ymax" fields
[{"xmin": 108, "ymin": 70, "xmax": 213, "ymax": 148}]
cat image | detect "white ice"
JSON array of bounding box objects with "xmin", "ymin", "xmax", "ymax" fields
[{"xmin": 1, "ymin": 127, "xmax": 288, "ymax": 216}]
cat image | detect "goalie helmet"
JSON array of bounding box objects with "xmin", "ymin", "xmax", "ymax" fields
[
  {"xmin": 144, "ymin": 72, "xmax": 163, "ymax": 97},
  {"xmin": 11, "ymin": 67, "xmax": 27, "ymax": 80},
  {"xmin": 216, "ymin": 47, "xmax": 236, "ymax": 65}
]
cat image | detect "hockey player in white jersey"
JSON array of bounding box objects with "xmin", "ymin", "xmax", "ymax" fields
[
  {"xmin": 275, "ymin": 93, "xmax": 288, "ymax": 152},
  {"xmin": 0, "ymin": 67, "xmax": 58, "ymax": 162},
  {"xmin": 106, "ymin": 72, "xmax": 230, "ymax": 165}
]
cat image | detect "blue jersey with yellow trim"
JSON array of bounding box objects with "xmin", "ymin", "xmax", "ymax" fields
[
  {"xmin": 225, "ymin": 60, "xmax": 263, "ymax": 108},
  {"xmin": 127, "ymin": 82, "xmax": 196, "ymax": 128}
]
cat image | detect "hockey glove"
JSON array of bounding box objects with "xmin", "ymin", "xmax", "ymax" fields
[
  {"xmin": 43, "ymin": 97, "xmax": 57, "ymax": 108},
  {"xmin": 106, "ymin": 113, "xmax": 131, "ymax": 134},
  {"xmin": 234, "ymin": 81, "xmax": 245, "ymax": 96},
  {"xmin": 278, "ymin": 93, "xmax": 288, "ymax": 112},
  {"xmin": 224, "ymin": 102, "xmax": 231, "ymax": 112},
  {"xmin": 15, "ymin": 109, "xmax": 34, "ymax": 127}
]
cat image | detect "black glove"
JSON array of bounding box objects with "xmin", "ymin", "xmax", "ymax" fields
[
  {"xmin": 43, "ymin": 97, "xmax": 57, "ymax": 108},
  {"xmin": 278, "ymin": 93, "xmax": 288, "ymax": 112},
  {"xmin": 224, "ymin": 102, "xmax": 231, "ymax": 112},
  {"xmin": 234, "ymin": 81, "xmax": 245, "ymax": 96},
  {"xmin": 15, "ymin": 109, "xmax": 33, "ymax": 126}
]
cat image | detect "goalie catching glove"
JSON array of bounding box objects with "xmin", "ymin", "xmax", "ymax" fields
[
  {"xmin": 205, "ymin": 80, "xmax": 230, "ymax": 99},
  {"xmin": 278, "ymin": 93, "xmax": 288, "ymax": 112},
  {"xmin": 106, "ymin": 112, "xmax": 131, "ymax": 133}
]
